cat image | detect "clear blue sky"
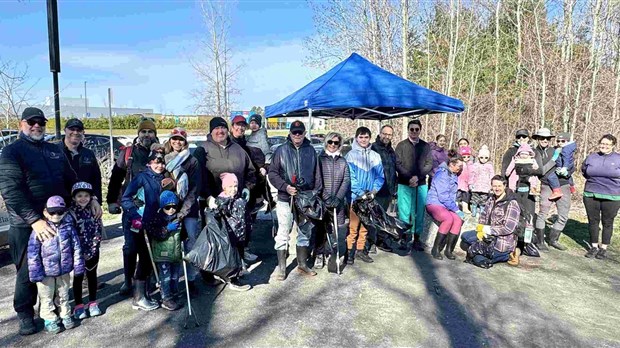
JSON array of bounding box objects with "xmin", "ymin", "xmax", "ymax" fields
[{"xmin": 0, "ymin": 0, "xmax": 323, "ymax": 114}]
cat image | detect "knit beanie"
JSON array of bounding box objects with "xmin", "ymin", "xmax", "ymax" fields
[
  {"xmin": 459, "ymin": 146, "xmax": 472, "ymax": 156},
  {"xmin": 209, "ymin": 117, "xmax": 229, "ymax": 133},
  {"xmin": 138, "ymin": 117, "xmax": 157, "ymax": 135},
  {"xmin": 249, "ymin": 114, "xmax": 262, "ymax": 127},
  {"xmin": 220, "ymin": 172, "xmax": 238, "ymax": 190},
  {"xmin": 159, "ymin": 190, "xmax": 179, "ymax": 208},
  {"xmin": 478, "ymin": 145, "xmax": 490, "ymax": 158},
  {"xmin": 517, "ymin": 143, "xmax": 534, "ymax": 156}
]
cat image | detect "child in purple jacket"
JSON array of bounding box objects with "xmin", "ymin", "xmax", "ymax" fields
[{"xmin": 27, "ymin": 196, "xmax": 84, "ymax": 334}]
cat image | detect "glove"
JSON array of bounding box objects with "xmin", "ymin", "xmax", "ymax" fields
[
  {"xmin": 130, "ymin": 218, "xmax": 142, "ymax": 233},
  {"xmin": 556, "ymin": 167, "xmax": 569, "ymax": 177},
  {"xmin": 108, "ymin": 203, "xmax": 121, "ymax": 214},
  {"xmin": 325, "ymin": 196, "xmax": 340, "ymax": 209},
  {"xmin": 552, "ymin": 148, "xmax": 561, "ymax": 161},
  {"xmin": 456, "ymin": 210, "xmax": 465, "ymax": 220},
  {"xmin": 166, "ymin": 221, "xmax": 180, "ymax": 232},
  {"xmin": 207, "ymin": 196, "xmax": 218, "ymax": 210},
  {"xmin": 241, "ymin": 188, "xmax": 250, "ymax": 201}
]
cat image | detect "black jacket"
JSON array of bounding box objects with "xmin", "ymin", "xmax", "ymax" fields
[
  {"xmin": 268, "ymin": 137, "xmax": 322, "ymax": 203},
  {"xmin": 194, "ymin": 135, "xmax": 256, "ymax": 199},
  {"xmin": 318, "ymin": 151, "xmax": 350, "ymax": 224},
  {"xmin": 371, "ymin": 137, "xmax": 397, "ymax": 197},
  {"xmin": 60, "ymin": 140, "xmax": 102, "ymax": 201},
  {"xmin": 395, "ymin": 138, "xmax": 432, "ymax": 185},
  {"xmin": 501, "ymin": 144, "xmax": 519, "ymax": 180},
  {"xmin": 534, "ymin": 145, "xmax": 561, "ymax": 186},
  {"xmin": 0, "ymin": 134, "xmax": 77, "ymax": 227},
  {"xmin": 178, "ymin": 155, "xmax": 202, "ymax": 219},
  {"xmin": 106, "ymin": 142, "xmax": 150, "ymax": 204}
]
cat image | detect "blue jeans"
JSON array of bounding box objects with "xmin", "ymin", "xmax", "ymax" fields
[
  {"xmin": 156, "ymin": 262, "xmax": 180, "ymax": 300},
  {"xmin": 182, "ymin": 217, "xmax": 201, "ymax": 282},
  {"xmin": 460, "ymin": 231, "xmax": 510, "ymax": 264}
]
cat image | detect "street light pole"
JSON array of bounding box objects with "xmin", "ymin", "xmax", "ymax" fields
[{"xmin": 46, "ymin": 0, "xmax": 61, "ymax": 138}]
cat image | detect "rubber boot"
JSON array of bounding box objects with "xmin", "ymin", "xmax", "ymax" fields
[
  {"xmin": 548, "ymin": 188, "xmax": 563, "ymax": 201},
  {"xmin": 431, "ymin": 233, "xmax": 447, "ymax": 260},
  {"xmin": 132, "ymin": 280, "xmax": 159, "ymax": 311},
  {"xmin": 535, "ymin": 229, "xmax": 549, "ymax": 251},
  {"xmin": 471, "ymin": 204, "xmax": 478, "ymax": 218},
  {"xmin": 275, "ymin": 250, "xmax": 287, "ymax": 281},
  {"xmin": 119, "ymin": 253, "xmax": 136, "ymax": 296},
  {"xmin": 444, "ymin": 234, "xmax": 458, "ymax": 260},
  {"xmin": 346, "ymin": 249, "xmax": 355, "ymax": 265},
  {"xmin": 412, "ymin": 233, "xmax": 425, "ymax": 251},
  {"xmin": 461, "ymin": 203, "xmax": 471, "ymax": 214},
  {"xmin": 548, "ymin": 228, "xmax": 567, "ymax": 251},
  {"xmin": 296, "ymin": 246, "xmax": 317, "ymax": 276}
]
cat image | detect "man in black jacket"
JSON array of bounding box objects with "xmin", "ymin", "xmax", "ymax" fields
[
  {"xmin": 61, "ymin": 118, "xmax": 103, "ymax": 204},
  {"xmin": 106, "ymin": 117, "xmax": 158, "ymax": 295},
  {"xmin": 501, "ymin": 129, "xmax": 530, "ymax": 179},
  {"xmin": 370, "ymin": 125, "xmax": 397, "ymax": 252},
  {"xmin": 395, "ymin": 119, "xmax": 433, "ymax": 252},
  {"xmin": 268, "ymin": 120, "xmax": 322, "ymax": 281},
  {"xmin": 0, "ymin": 108, "xmax": 78, "ymax": 335}
]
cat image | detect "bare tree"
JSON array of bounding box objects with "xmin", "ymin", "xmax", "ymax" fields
[
  {"xmin": 191, "ymin": 0, "xmax": 242, "ymax": 117},
  {"xmin": 0, "ymin": 59, "xmax": 37, "ymax": 129}
]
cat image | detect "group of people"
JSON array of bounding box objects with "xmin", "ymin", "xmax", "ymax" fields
[{"xmin": 1, "ymin": 107, "xmax": 619, "ymax": 337}]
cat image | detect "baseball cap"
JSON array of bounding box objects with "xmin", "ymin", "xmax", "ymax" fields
[
  {"xmin": 65, "ymin": 118, "xmax": 84, "ymax": 130},
  {"xmin": 46, "ymin": 195, "xmax": 67, "ymax": 214},
  {"xmin": 290, "ymin": 120, "xmax": 306, "ymax": 133},
  {"xmin": 21, "ymin": 107, "xmax": 47, "ymax": 121},
  {"xmin": 515, "ymin": 129, "xmax": 529, "ymax": 138},
  {"xmin": 232, "ymin": 115, "xmax": 247, "ymax": 125},
  {"xmin": 557, "ymin": 132, "xmax": 570, "ymax": 141}
]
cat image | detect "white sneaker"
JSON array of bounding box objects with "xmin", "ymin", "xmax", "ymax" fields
[{"xmin": 244, "ymin": 248, "xmax": 258, "ymax": 262}]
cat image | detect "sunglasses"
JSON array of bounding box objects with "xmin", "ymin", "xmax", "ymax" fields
[
  {"xmin": 140, "ymin": 129, "xmax": 155, "ymax": 135},
  {"xmin": 516, "ymin": 135, "xmax": 528, "ymax": 139},
  {"xmin": 409, "ymin": 127, "xmax": 421, "ymax": 132},
  {"xmin": 292, "ymin": 131, "xmax": 304, "ymax": 136},
  {"xmin": 163, "ymin": 205, "xmax": 176, "ymax": 211},
  {"xmin": 171, "ymin": 128, "xmax": 187, "ymax": 138},
  {"xmin": 26, "ymin": 119, "xmax": 46, "ymax": 127},
  {"xmin": 48, "ymin": 211, "xmax": 65, "ymax": 216},
  {"xmin": 479, "ymin": 157, "xmax": 489, "ymax": 160},
  {"xmin": 327, "ymin": 140, "xmax": 340, "ymax": 146},
  {"xmin": 151, "ymin": 157, "xmax": 164, "ymax": 164},
  {"xmin": 557, "ymin": 139, "xmax": 567, "ymax": 143}
]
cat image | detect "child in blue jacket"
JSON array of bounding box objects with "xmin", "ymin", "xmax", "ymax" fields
[{"xmin": 547, "ymin": 133, "xmax": 577, "ymax": 200}]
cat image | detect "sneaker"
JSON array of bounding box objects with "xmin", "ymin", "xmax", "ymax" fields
[
  {"xmin": 44, "ymin": 319, "xmax": 62, "ymax": 334},
  {"xmin": 243, "ymin": 248, "xmax": 258, "ymax": 262},
  {"xmin": 62, "ymin": 316, "xmax": 76, "ymax": 330},
  {"xmin": 595, "ymin": 248, "xmax": 607, "ymax": 260},
  {"xmin": 73, "ymin": 304, "xmax": 87, "ymax": 320},
  {"xmin": 18, "ymin": 316, "xmax": 37, "ymax": 336},
  {"xmin": 585, "ymin": 247, "xmax": 599, "ymax": 258},
  {"xmin": 368, "ymin": 244, "xmax": 377, "ymax": 255},
  {"xmin": 227, "ymin": 279, "xmax": 251, "ymax": 292},
  {"xmin": 356, "ymin": 251, "xmax": 374, "ymax": 263},
  {"xmin": 88, "ymin": 302, "xmax": 102, "ymax": 317},
  {"xmin": 161, "ymin": 299, "xmax": 182, "ymax": 311}
]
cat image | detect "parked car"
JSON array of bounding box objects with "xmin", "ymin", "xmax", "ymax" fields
[{"xmin": 270, "ymin": 136, "xmax": 324, "ymax": 155}]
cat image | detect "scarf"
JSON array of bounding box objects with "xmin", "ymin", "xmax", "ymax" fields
[
  {"xmin": 325, "ymin": 149, "xmax": 341, "ymax": 158},
  {"xmin": 165, "ymin": 149, "xmax": 190, "ymax": 200}
]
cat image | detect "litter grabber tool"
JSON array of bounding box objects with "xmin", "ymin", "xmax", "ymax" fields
[{"xmin": 181, "ymin": 240, "xmax": 200, "ymax": 328}]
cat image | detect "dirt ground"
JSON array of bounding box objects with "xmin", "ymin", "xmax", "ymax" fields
[{"xmin": 0, "ymin": 210, "xmax": 619, "ymax": 348}]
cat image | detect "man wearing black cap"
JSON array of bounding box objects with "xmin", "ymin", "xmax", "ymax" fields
[
  {"xmin": 268, "ymin": 120, "xmax": 322, "ymax": 281},
  {"xmin": 246, "ymin": 114, "xmax": 272, "ymax": 162},
  {"xmin": 0, "ymin": 107, "xmax": 78, "ymax": 335},
  {"xmin": 107, "ymin": 116, "xmax": 158, "ymax": 296},
  {"xmin": 60, "ymin": 118, "xmax": 102, "ymax": 209},
  {"xmin": 501, "ymin": 129, "xmax": 530, "ymax": 179},
  {"xmin": 194, "ymin": 116, "xmax": 255, "ymax": 291}
]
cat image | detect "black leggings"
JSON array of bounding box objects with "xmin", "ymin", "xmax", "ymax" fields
[
  {"xmin": 583, "ymin": 196, "xmax": 620, "ymax": 245},
  {"xmin": 73, "ymin": 251, "xmax": 100, "ymax": 305}
]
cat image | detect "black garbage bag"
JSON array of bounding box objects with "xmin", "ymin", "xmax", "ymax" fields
[
  {"xmin": 184, "ymin": 210, "xmax": 242, "ymax": 279},
  {"xmin": 214, "ymin": 196, "xmax": 247, "ymax": 243},
  {"xmin": 295, "ymin": 190, "xmax": 324, "ymax": 220},
  {"xmin": 352, "ymin": 196, "xmax": 410, "ymax": 240}
]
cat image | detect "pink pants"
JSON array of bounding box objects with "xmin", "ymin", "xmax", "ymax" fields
[{"xmin": 426, "ymin": 204, "xmax": 463, "ymax": 235}]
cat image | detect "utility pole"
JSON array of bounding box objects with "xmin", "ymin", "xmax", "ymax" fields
[
  {"xmin": 84, "ymin": 81, "xmax": 88, "ymax": 117},
  {"xmin": 46, "ymin": 0, "xmax": 61, "ymax": 138},
  {"xmin": 108, "ymin": 88, "xmax": 114, "ymax": 166}
]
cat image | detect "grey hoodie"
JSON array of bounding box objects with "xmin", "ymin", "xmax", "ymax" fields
[{"xmin": 246, "ymin": 127, "xmax": 272, "ymax": 163}]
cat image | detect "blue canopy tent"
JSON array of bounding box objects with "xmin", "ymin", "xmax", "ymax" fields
[{"xmin": 265, "ymin": 53, "xmax": 465, "ymax": 132}]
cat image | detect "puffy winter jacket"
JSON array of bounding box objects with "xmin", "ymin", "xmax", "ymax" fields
[
  {"xmin": 246, "ymin": 127, "xmax": 272, "ymax": 163},
  {"xmin": 268, "ymin": 137, "xmax": 322, "ymax": 203},
  {"xmin": 60, "ymin": 140, "xmax": 102, "ymax": 201},
  {"xmin": 319, "ymin": 150, "xmax": 350, "ymax": 224},
  {"xmin": 426, "ymin": 163, "xmax": 459, "ymax": 212},
  {"xmin": 395, "ymin": 138, "xmax": 432, "ymax": 185},
  {"xmin": 121, "ymin": 167, "xmax": 165, "ymax": 223},
  {"xmin": 430, "ymin": 142, "xmax": 449, "ymax": 177},
  {"xmin": 0, "ymin": 133, "xmax": 76, "ymax": 227},
  {"xmin": 478, "ymin": 192, "xmax": 519, "ymax": 253},
  {"xmin": 582, "ymin": 151, "xmax": 620, "ymax": 196},
  {"xmin": 457, "ymin": 161, "xmax": 472, "ymax": 192},
  {"xmin": 346, "ymin": 140, "xmax": 384, "ymax": 201},
  {"xmin": 371, "ymin": 137, "xmax": 397, "ymax": 197},
  {"xmin": 469, "ymin": 162, "xmax": 495, "ymax": 193},
  {"xmin": 69, "ymin": 204, "xmax": 103, "ymax": 261},
  {"xmin": 107, "ymin": 142, "xmax": 151, "ymax": 204},
  {"xmin": 27, "ymin": 215, "xmax": 84, "ymax": 282},
  {"xmin": 501, "ymin": 143, "xmax": 519, "ymax": 180},
  {"xmin": 553, "ymin": 142, "xmax": 577, "ymax": 186},
  {"xmin": 194, "ymin": 135, "xmax": 256, "ymax": 199}
]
